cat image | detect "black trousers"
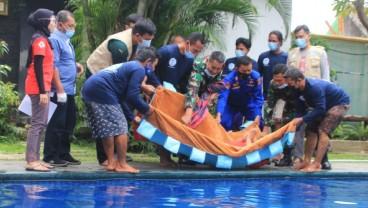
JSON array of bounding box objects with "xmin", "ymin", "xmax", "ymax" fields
[{"xmin": 43, "ymin": 94, "xmax": 76, "ymax": 161}]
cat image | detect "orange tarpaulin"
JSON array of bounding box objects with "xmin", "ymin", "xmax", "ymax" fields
[{"xmin": 144, "ymin": 89, "xmax": 296, "ymax": 158}]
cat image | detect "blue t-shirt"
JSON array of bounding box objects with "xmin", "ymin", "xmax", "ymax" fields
[
  {"xmin": 296, "ymin": 78, "xmax": 350, "ymax": 123},
  {"xmin": 223, "ymin": 57, "xmax": 258, "ymax": 78},
  {"xmin": 82, "ymin": 61, "xmax": 149, "ymax": 114},
  {"xmin": 217, "ymin": 70, "xmax": 264, "ymax": 114},
  {"xmin": 49, "ymin": 29, "xmax": 77, "ymax": 95},
  {"xmin": 147, "ymin": 44, "xmax": 194, "ymax": 93},
  {"xmin": 257, "ymin": 51, "xmax": 288, "ymax": 100}
]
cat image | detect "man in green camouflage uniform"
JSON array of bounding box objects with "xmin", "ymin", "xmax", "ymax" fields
[
  {"xmin": 181, "ymin": 51, "xmax": 226, "ymax": 126},
  {"xmin": 264, "ymin": 65, "xmax": 296, "ymax": 130},
  {"xmin": 263, "ymin": 63, "xmax": 297, "ymax": 166}
]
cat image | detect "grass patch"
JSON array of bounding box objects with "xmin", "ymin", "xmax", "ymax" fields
[
  {"xmin": 1, "ymin": 141, "xmax": 367, "ymax": 162},
  {"xmin": 0, "ymin": 142, "xmax": 26, "ymax": 154},
  {"xmin": 329, "ymin": 152, "xmax": 368, "ymax": 160}
]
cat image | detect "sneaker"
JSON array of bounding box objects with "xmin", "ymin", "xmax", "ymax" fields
[
  {"xmin": 45, "ymin": 159, "xmax": 69, "ymax": 167},
  {"xmin": 61, "ymin": 155, "xmax": 81, "ymax": 165}
]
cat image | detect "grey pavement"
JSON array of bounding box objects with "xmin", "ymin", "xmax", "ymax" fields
[{"xmin": 1, "ymin": 160, "xmax": 368, "ymax": 181}]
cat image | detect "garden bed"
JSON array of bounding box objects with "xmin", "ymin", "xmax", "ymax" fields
[{"xmin": 330, "ymin": 140, "xmax": 368, "ymax": 153}]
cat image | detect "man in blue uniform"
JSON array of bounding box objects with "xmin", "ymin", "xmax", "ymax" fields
[
  {"xmin": 216, "ymin": 55, "xmax": 264, "ymax": 131},
  {"xmin": 146, "ymin": 32, "xmax": 205, "ymax": 167},
  {"xmin": 223, "ymin": 37, "xmax": 258, "ymax": 77},
  {"xmin": 147, "ymin": 32, "xmax": 205, "ymax": 94},
  {"xmin": 284, "ymin": 69, "xmax": 350, "ymax": 172},
  {"xmin": 257, "ymin": 30, "xmax": 288, "ymax": 100}
]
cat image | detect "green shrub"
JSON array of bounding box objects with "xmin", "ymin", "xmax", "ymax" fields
[
  {"xmin": 72, "ymin": 76, "xmax": 92, "ymax": 141},
  {"xmin": 331, "ymin": 122, "xmax": 368, "ymax": 141},
  {"xmin": 0, "ymin": 41, "xmax": 20, "ymax": 142},
  {"xmin": 343, "ymin": 122, "xmax": 368, "ymax": 141}
]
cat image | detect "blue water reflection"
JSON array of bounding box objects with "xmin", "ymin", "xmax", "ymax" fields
[{"xmin": 0, "ymin": 178, "xmax": 367, "ymax": 207}]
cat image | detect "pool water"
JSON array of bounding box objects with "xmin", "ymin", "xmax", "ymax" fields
[{"xmin": 1, "ymin": 178, "xmax": 367, "ymax": 207}]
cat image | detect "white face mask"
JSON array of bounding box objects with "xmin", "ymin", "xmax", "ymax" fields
[{"xmin": 277, "ymin": 83, "xmax": 288, "ymax": 89}]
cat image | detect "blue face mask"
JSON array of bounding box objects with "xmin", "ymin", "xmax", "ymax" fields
[
  {"xmin": 138, "ymin": 39, "xmax": 152, "ymax": 49},
  {"xmin": 185, "ymin": 50, "xmax": 195, "ymax": 59},
  {"xmin": 268, "ymin": 42, "xmax": 278, "ymax": 51},
  {"xmin": 235, "ymin": 50, "xmax": 245, "ymax": 57},
  {"xmin": 277, "ymin": 83, "xmax": 288, "ymax": 89},
  {"xmin": 295, "ymin": 38, "xmax": 307, "ymax": 49},
  {"xmin": 65, "ymin": 29, "xmax": 75, "ymax": 39},
  {"xmin": 144, "ymin": 62, "xmax": 153, "ymax": 76},
  {"xmin": 61, "ymin": 23, "xmax": 75, "ymax": 39}
]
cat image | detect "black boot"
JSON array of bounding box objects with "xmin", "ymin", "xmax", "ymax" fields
[
  {"xmin": 321, "ymin": 151, "xmax": 332, "ymax": 170},
  {"xmin": 275, "ymin": 147, "xmax": 292, "ymax": 167},
  {"xmin": 178, "ymin": 155, "xmax": 196, "ymax": 166}
]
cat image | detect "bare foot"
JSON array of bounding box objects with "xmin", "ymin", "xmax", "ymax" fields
[
  {"xmin": 40, "ymin": 161, "xmax": 55, "ymax": 169},
  {"xmin": 26, "ymin": 162, "xmax": 50, "ymax": 172},
  {"xmin": 106, "ymin": 160, "xmax": 117, "ymax": 171},
  {"xmin": 115, "ymin": 162, "xmax": 140, "ymax": 174},
  {"xmin": 301, "ymin": 162, "xmax": 322, "ymax": 173},
  {"xmin": 292, "ymin": 161, "xmax": 310, "ymax": 170},
  {"xmin": 100, "ymin": 160, "xmax": 108, "ymax": 167}
]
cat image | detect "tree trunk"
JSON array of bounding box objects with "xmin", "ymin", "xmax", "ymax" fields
[
  {"xmin": 353, "ymin": 0, "xmax": 368, "ymax": 32},
  {"xmin": 137, "ymin": 0, "xmax": 147, "ymax": 16},
  {"xmin": 82, "ymin": 0, "xmax": 96, "ymax": 51},
  {"xmin": 149, "ymin": 0, "xmax": 159, "ymax": 20}
]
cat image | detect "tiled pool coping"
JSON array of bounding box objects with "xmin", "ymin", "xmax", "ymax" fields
[{"xmin": 1, "ymin": 161, "xmax": 368, "ymax": 181}]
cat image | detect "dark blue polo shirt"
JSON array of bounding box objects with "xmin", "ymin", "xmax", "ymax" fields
[
  {"xmin": 296, "ymin": 78, "xmax": 350, "ymax": 123},
  {"xmin": 257, "ymin": 51, "xmax": 288, "ymax": 99},
  {"xmin": 147, "ymin": 44, "xmax": 194, "ymax": 94}
]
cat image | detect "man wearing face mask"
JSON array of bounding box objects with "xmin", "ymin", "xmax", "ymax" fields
[
  {"xmin": 263, "ymin": 64, "xmax": 297, "ymax": 166},
  {"xmin": 181, "ymin": 51, "xmax": 227, "ymax": 127},
  {"xmin": 223, "ymin": 37, "xmax": 258, "ymax": 78},
  {"xmin": 146, "ymin": 32, "xmax": 205, "ymax": 167},
  {"xmin": 216, "ymin": 55, "xmax": 264, "ymax": 131},
  {"xmin": 287, "ymin": 25, "xmax": 330, "ymax": 81},
  {"xmin": 147, "ymin": 32, "xmax": 205, "ymax": 94},
  {"xmin": 85, "ymin": 18, "xmax": 156, "ymax": 166},
  {"xmin": 85, "ymin": 18, "xmax": 156, "ymax": 78},
  {"xmin": 43, "ymin": 10, "xmax": 84, "ymax": 167},
  {"xmin": 257, "ymin": 30, "xmax": 288, "ymax": 100},
  {"xmin": 287, "ymin": 24, "xmax": 331, "ymax": 170}
]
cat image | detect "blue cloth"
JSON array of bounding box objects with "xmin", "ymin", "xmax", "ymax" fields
[
  {"xmin": 217, "ymin": 70, "xmax": 264, "ymax": 131},
  {"xmin": 223, "ymin": 57, "xmax": 258, "ymax": 77},
  {"xmin": 49, "ymin": 29, "xmax": 77, "ymax": 95},
  {"xmin": 257, "ymin": 51, "xmax": 288, "ymax": 100},
  {"xmin": 82, "ymin": 61, "xmax": 150, "ymax": 114},
  {"xmin": 296, "ymin": 78, "xmax": 350, "ymax": 124},
  {"xmin": 147, "ymin": 44, "xmax": 194, "ymax": 93}
]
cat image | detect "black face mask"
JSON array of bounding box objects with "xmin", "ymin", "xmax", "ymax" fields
[{"xmin": 238, "ymin": 72, "xmax": 250, "ymax": 80}]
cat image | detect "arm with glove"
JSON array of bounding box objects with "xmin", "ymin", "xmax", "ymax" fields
[{"xmin": 52, "ymin": 67, "xmax": 67, "ymax": 103}]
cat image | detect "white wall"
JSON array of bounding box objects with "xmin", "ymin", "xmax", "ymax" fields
[{"xmin": 203, "ymin": 0, "xmax": 292, "ymax": 61}]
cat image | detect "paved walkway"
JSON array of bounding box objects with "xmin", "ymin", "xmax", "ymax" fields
[{"xmin": 1, "ymin": 160, "xmax": 368, "ymax": 181}]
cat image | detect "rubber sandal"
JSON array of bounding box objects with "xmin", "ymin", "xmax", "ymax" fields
[{"xmin": 25, "ymin": 163, "xmax": 50, "ymax": 172}]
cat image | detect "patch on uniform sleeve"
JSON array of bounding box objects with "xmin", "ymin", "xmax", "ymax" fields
[
  {"xmin": 38, "ymin": 41, "xmax": 45, "ymax": 49},
  {"xmin": 257, "ymin": 78, "xmax": 261, "ymax": 86}
]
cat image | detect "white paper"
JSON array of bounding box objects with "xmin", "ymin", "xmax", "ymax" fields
[{"xmin": 18, "ymin": 95, "xmax": 58, "ymax": 123}]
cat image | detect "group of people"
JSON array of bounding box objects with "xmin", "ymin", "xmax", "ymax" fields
[{"xmin": 23, "ymin": 8, "xmax": 350, "ymax": 174}]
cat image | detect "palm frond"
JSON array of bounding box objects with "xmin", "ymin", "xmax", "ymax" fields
[{"xmin": 265, "ymin": 0, "xmax": 291, "ymax": 40}]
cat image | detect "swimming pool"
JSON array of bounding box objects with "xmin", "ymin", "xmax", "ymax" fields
[{"xmin": 1, "ymin": 178, "xmax": 367, "ymax": 207}]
